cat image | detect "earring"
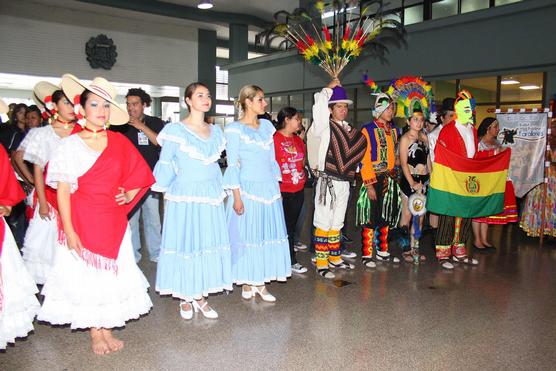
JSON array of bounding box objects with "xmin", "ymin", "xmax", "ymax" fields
[{"xmin": 105, "ymin": 121, "xmax": 110, "ymax": 129}]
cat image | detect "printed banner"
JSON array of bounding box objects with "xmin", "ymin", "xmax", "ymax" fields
[{"xmin": 496, "ymin": 112, "xmax": 547, "ymax": 197}]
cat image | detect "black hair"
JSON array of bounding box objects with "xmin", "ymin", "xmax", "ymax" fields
[
  {"xmin": 26, "ymin": 105, "xmax": 41, "ymax": 116},
  {"xmin": 126, "ymin": 88, "xmax": 152, "ymax": 107},
  {"xmin": 52, "ymin": 89, "xmax": 70, "ymax": 105},
  {"xmin": 183, "ymin": 82, "xmax": 209, "ymax": 111},
  {"xmin": 477, "ymin": 117, "xmax": 497, "ymax": 139},
  {"xmin": 11, "ymin": 103, "xmax": 28, "ymax": 124},
  {"xmin": 273, "ymin": 107, "xmax": 298, "ymax": 130},
  {"xmin": 438, "ymin": 97, "xmax": 456, "ymax": 123},
  {"xmin": 80, "ymin": 90, "xmax": 93, "ymax": 107}
]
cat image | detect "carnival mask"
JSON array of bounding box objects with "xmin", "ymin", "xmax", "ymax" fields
[{"xmin": 454, "ymin": 90, "xmax": 475, "ymax": 126}]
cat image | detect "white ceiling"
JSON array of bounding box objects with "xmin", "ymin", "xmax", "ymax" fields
[{"xmin": 164, "ymin": 0, "xmax": 300, "ymax": 22}]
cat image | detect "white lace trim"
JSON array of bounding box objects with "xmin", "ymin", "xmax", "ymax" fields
[
  {"xmin": 163, "ymin": 192, "xmax": 226, "ymax": 205},
  {"xmin": 235, "ymin": 238, "xmax": 288, "ymax": 248},
  {"xmin": 158, "ymin": 133, "xmax": 225, "ymax": 164},
  {"xmin": 159, "ymin": 245, "xmax": 231, "ymax": 259},
  {"xmin": 222, "ymin": 183, "xmax": 240, "ymax": 190},
  {"xmin": 22, "ymin": 152, "xmax": 46, "ymax": 169},
  {"xmin": 45, "ymin": 172, "xmax": 78, "ymax": 193},
  {"xmin": 151, "ymin": 184, "xmax": 167, "ymax": 193},
  {"xmin": 240, "ymin": 190, "xmax": 281, "ymax": 204},
  {"xmin": 225, "ymin": 128, "xmax": 273, "ymax": 150}
]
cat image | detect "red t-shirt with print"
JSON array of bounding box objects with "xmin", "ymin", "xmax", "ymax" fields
[{"xmin": 273, "ymin": 131, "xmax": 306, "ymax": 193}]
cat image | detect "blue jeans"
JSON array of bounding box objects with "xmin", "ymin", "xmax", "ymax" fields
[{"xmin": 129, "ymin": 192, "xmax": 162, "ymax": 262}]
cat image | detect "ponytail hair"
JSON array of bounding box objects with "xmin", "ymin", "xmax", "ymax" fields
[{"xmin": 273, "ymin": 106, "xmax": 298, "ymax": 130}]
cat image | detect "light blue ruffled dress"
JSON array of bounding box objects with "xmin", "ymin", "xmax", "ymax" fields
[
  {"xmin": 223, "ymin": 119, "xmax": 291, "ymax": 285},
  {"xmin": 153, "ymin": 122, "xmax": 232, "ymax": 301}
]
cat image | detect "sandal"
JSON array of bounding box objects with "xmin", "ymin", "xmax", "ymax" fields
[
  {"xmin": 452, "ymin": 256, "xmax": 478, "ymax": 265},
  {"xmin": 362, "ymin": 258, "xmax": 376, "ymax": 268},
  {"xmin": 329, "ymin": 261, "xmax": 355, "ymax": 270},
  {"xmin": 317, "ymin": 268, "xmax": 336, "ymax": 279},
  {"xmin": 402, "ymin": 252, "xmax": 414, "ymax": 263},
  {"xmin": 376, "ymin": 254, "xmax": 400, "ymax": 263},
  {"xmin": 439, "ymin": 259, "xmax": 454, "ymax": 269}
]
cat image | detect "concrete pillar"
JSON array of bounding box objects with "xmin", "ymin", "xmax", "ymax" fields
[
  {"xmin": 198, "ymin": 28, "xmax": 217, "ymax": 116},
  {"xmin": 229, "ymin": 23, "xmax": 248, "ymax": 64}
]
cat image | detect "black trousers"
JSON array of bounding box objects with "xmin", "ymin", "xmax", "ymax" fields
[{"xmin": 282, "ymin": 190, "xmax": 305, "ymax": 265}]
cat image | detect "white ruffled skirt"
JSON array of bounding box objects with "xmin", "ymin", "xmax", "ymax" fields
[
  {"xmin": 37, "ymin": 225, "xmax": 153, "ymax": 329},
  {"xmin": 21, "ymin": 204, "xmax": 61, "ymax": 284},
  {"xmin": 0, "ymin": 219, "xmax": 40, "ymax": 350}
]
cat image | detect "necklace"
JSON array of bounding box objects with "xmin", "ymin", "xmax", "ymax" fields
[
  {"xmin": 83, "ymin": 126, "xmax": 106, "ymax": 138},
  {"xmin": 56, "ymin": 118, "xmax": 73, "ymax": 129}
]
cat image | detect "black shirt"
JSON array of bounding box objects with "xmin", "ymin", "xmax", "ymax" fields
[
  {"xmin": 110, "ymin": 115, "xmax": 165, "ymax": 169},
  {"xmin": 0, "ymin": 124, "xmax": 25, "ymax": 153}
]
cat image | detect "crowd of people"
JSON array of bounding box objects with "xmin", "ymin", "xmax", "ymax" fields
[{"xmin": 0, "ymin": 72, "xmax": 554, "ymax": 355}]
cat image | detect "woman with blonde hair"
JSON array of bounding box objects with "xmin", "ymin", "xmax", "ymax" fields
[{"xmin": 223, "ymin": 85, "xmax": 291, "ymax": 302}]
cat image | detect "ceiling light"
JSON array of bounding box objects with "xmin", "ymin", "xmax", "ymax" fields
[
  {"xmin": 519, "ymin": 85, "xmax": 540, "ymax": 90},
  {"xmin": 198, "ymin": 0, "xmax": 213, "ymax": 10},
  {"xmin": 501, "ymin": 79, "xmax": 519, "ymax": 85}
]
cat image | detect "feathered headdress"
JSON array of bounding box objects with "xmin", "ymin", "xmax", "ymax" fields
[
  {"xmin": 363, "ymin": 73, "xmax": 380, "ymax": 94},
  {"xmin": 387, "ymin": 76, "xmax": 433, "ymax": 119},
  {"xmin": 258, "ymin": 1, "xmax": 405, "ymax": 78}
]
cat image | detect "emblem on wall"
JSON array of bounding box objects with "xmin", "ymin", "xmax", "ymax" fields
[{"xmin": 86, "ymin": 34, "xmax": 117, "ymax": 70}]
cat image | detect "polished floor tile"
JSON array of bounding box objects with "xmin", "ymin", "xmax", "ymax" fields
[{"xmin": 2, "ymin": 222, "xmax": 556, "ymax": 370}]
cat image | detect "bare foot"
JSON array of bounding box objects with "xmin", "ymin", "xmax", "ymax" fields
[
  {"xmin": 90, "ymin": 328, "xmax": 111, "ymax": 355},
  {"xmin": 102, "ymin": 329, "xmax": 124, "ymax": 353},
  {"xmin": 181, "ymin": 302, "xmax": 192, "ymax": 311}
]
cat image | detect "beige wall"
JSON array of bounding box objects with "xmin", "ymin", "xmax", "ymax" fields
[{"xmin": 0, "ymin": 0, "xmax": 198, "ymax": 88}]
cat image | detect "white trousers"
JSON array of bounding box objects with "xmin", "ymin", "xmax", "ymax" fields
[{"xmin": 313, "ymin": 178, "xmax": 350, "ymax": 231}]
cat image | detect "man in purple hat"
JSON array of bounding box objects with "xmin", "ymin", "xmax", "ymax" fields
[{"xmin": 307, "ymin": 78, "xmax": 371, "ymax": 279}]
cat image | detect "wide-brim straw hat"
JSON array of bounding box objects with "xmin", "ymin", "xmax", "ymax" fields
[
  {"xmin": 32, "ymin": 81, "xmax": 59, "ymax": 111},
  {"xmin": 0, "ymin": 98, "xmax": 8, "ymax": 114},
  {"xmin": 61, "ymin": 73, "xmax": 129, "ymax": 125}
]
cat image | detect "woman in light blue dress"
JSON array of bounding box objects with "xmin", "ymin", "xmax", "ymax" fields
[
  {"xmin": 154, "ymin": 83, "xmax": 231, "ymax": 320},
  {"xmin": 223, "ymin": 85, "xmax": 291, "ymax": 302}
]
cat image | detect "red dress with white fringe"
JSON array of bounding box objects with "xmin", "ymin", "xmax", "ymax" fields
[{"xmin": 37, "ymin": 131, "xmax": 155, "ymax": 329}]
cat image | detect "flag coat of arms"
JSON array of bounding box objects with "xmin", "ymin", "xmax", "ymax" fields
[{"xmin": 427, "ymin": 145, "xmax": 511, "ymax": 218}]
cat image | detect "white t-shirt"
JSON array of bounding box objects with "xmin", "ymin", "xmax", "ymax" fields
[{"xmin": 455, "ymin": 121, "xmax": 476, "ymax": 158}]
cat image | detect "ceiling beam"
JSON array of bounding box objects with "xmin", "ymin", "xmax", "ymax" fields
[{"xmin": 77, "ymin": 0, "xmax": 270, "ymax": 29}]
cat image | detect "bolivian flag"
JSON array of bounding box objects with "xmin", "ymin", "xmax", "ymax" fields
[{"xmin": 427, "ymin": 145, "xmax": 511, "ymax": 218}]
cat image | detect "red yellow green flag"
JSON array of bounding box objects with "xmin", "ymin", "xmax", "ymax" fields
[{"xmin": 426, "ymin": 145, "xmax": 511, "ymax": 218}]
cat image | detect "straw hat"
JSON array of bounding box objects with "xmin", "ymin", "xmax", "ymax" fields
[
  {"xmin": 61, "ymin": 74, "xmax": 129, "ymax": 125},
  {"xmin": 0, "ymin": 98, "xmax": 8, "ymax": 114},
  {"xmin": 32, "ymin": 81, "xmax": 59, "ymax": 112}
]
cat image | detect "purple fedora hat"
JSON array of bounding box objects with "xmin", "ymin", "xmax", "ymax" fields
[{"xmin": 329, "ymin": 86, "xmax": 353, "ymax": 105}]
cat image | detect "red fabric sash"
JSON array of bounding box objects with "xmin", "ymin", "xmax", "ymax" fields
[
  {"xmin": 28, "ymin": 125, "xmax": 84, "ymax": 240},
  {"xmin": 70, "ymin": 131, "xmax": 154, "ymax": 272}
]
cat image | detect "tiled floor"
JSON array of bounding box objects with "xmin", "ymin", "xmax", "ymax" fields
[{"xmin": 2, "ymin": 202, "xmax": 556, "ymax": 370}]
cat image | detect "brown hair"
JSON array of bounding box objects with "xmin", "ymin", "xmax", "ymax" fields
[
  {"xmin": 236, "ymin": 85, "xmax": 264, "ymax": 113},
  {"xmin": 184, "ymin": 82, "xmax": 209, "ymax": 111}
]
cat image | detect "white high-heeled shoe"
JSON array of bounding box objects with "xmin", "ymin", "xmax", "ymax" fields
[
  {"xmin": 242, "ymin": 286, "xmax": 254, "ymax": 300},
  {"xmin": 192, "ymin": 300, "xmax": 218, "ymax": 319},
  {"xmin": 252, "ymin": 286, "xmax": 276, "ymax": 302},
  {"xmin": 180, "ymin": 301, "xmax": 193, "ymax": 320}
]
